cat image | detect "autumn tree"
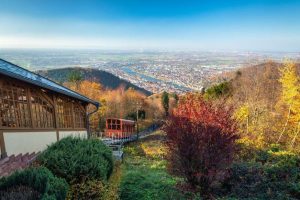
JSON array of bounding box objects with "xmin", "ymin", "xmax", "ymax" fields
[
  {"xmin": 64, "ymin": 78, "xmax": 163, "ymax": 135},
  {"xmin": 145, "ymin": 95, "xmax": 165, "ymax": 123},
  {"xmin": 76, "ymin": 81, "xmax": 104, "ymax": 132},
  {"xmin": 227, "ymin": 62, "xmax": 282, "ymax": 146},
  {"xmin": 161, "ymin": 91, "xmax": 169, "ymax": 117},
  {"xmin": 64, "ymin": 80, "xmax": 106, "ymax": 133},
  {"xmin": 277, "ymin": 61, "xmax": 300, "ymax": 146},
  {"xmin": 163, "ymin": 94, "xmax": 238, "ymax": 198}
]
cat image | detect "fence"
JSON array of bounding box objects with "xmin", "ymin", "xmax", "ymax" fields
[{"xmin": 99, "ymin": 124, "xmax": 160, "ymax": 160}]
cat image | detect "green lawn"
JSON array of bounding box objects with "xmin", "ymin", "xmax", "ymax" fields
[{"xmin": 119, "ymin": 131, "xmax": 189, "ymax": 200}]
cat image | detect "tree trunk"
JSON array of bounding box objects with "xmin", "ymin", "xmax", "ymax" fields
[
  {"xmin": 277, "ymin": 104, "xmax": 291, "ymax": 143},
  {"xmin": 246, "ymin": 116, "xmax": 249, "ymax": 134},
  {"xmin": 291, "ymin": 121, "xmax": 300, "ymax": 148}
]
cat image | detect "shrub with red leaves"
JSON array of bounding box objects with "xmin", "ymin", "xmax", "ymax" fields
[{"xmin": 163, "ymin": 93, "xmax": 238, "ymax": 198}]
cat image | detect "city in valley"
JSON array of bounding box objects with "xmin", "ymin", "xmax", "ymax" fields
[
  {"xmin": 1, "ymin": 1, "xmax": 300, "ymax": 199},
  {"xmin": 1, "ymin": 49, "xmax": 299, "ymax": 94}
]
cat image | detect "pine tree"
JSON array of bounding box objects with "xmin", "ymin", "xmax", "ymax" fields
[{"xmin": 161, "ymin": 91, "xmax": 169, "ymax": 116}]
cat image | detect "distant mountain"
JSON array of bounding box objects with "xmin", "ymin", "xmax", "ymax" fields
[{"xmin": 38, "ymin": 68, "xmax": 152, "ymax": 96}]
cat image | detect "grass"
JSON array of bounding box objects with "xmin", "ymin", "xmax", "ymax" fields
[
  {"xmin": 119, "ymin": 131, "xmax": 188, "ymax": 200},
  {"xmin": 103, "ymin": 161, "xmax": 122, "ymax": 200}
]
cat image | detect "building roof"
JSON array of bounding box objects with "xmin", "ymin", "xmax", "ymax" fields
[
  {"xmin": 107, "ymin": 118, "xmax": 136, "ymax": 124},
  {"xmin": 0, "ymin": 59, "xmax": 99, "ymax": 107}
]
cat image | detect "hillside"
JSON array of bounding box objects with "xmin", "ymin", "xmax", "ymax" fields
[
  {"xmin": 209, "ymin": 62, "xmax": 300, "ymax": 84},
  {"xmin": 206, "ymin": 62, "xmax": 299, "ymax": 102},
  {"xmin": 205, "ymin": 61, "xmax": 300, "ymax": 148},
  {"xmin": 38, "ymin": 68, "xmax": 152, "ymax": 96}
]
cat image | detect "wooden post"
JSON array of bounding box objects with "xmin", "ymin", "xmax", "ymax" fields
[
  {"xmin": 86, "ymin": 105, "xmax": 91, "ymax": 138},
  {"xmin": 27, "ymin": 88, "xmax": 35, "ymax": 128},
  {"xmin": 121, "ymin": 120, "xmax": 123, "ymax": 138},
  {"xmin": 71, "ymin": 102, "xmax": 76, "ymax": 129},
  {"xmin": 53, "ymin": 96, "xmax": 60, "ymax": 141},
  {"xmin": 0, "ymin": 130, "xmax": 7, "ymax": 158},
  {"xmin": 56, "ymin": 130, "xmax": 59, "ymax": 141}
]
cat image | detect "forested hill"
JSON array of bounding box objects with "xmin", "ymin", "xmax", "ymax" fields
[
  {"xmin": 38, "ymin": 67, "xmax": 152, "ymax": 96},
  {"xmin": 205, "ymin": 61, "xmax": 300, "ymax": 109},
  {"xmin": 210, "ymin": 61, "xmax": 300, "ymax": 88}
]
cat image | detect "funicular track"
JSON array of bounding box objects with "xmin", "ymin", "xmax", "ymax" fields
[{"xmin": 100, "ymin": 125, "xmax": 160, "ymax": 160}]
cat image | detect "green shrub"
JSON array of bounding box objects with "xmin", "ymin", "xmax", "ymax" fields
[
  {"xmin": 237, "ymin": 141, "xmax": 300, "ymax": 165},
  {"xmin": 289, "ymin": 183, "xmax": 300, "ymax": 199},
  {"xmin": 0, "ymin": 185, "xmax": 41, "ymax": 200},
  {"xmin": 204, "ymin": 81, "xmax": 231, "ymax": 99},
  {"xmin": 265, "ymin": 149, "xmax": 300, "ymax": 168},
  {"xmin": 120, "ymin": 170, "xmax": 185, "ymax": 200},
  {"xmin": 225, "ymin": 156, "xmax": 300, "ymax": 199},
  {"xmin": 102, "ymin": 162, "xmax": 122, "ymax": 200},
  {"xmin": 37, "ymin": 137, "xmax": 113, "ymax": 183},
  {"xmin": 67, "ymin": 179, "xmax": 105, "ymax": 200},
  {"xmin": 0, "ymin": 167, "xmax": 68, "ymax": 200},
  {"xmin": 222, "ymin": 146, "xmax": 300, "ymax": 199}
]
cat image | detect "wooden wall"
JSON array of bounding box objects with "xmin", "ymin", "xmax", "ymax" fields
[{"xmin": 0, "ymin": 74, "xmax": 89, "ymax": 157}]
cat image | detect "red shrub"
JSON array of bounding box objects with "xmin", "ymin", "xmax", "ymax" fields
[{"xmin": 163, "ymin": 94, "xmax": 238, "ymax": 198}]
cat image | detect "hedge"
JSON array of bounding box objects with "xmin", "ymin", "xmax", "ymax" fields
[
  {"xmin": 0, "ymin": 167, "xmax": 68, "ymax": 200},
  {"xmin": 37, "ymin": 137, "xmax": 113, "ymax": 183},
  {"xmin": 223, "ymin": 148, "xmax": 300, "ymax": 199}
]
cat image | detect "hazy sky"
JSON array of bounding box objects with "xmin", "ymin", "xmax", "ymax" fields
[{"xmin": 0, "ymin": 0, "xmax": 299, "ymax": 51}]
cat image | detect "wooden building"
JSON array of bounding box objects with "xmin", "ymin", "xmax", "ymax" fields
[
  {"xmin": 0, "ymin": 59, "xmax": 99, "ymax": 158},
  {"xmin": 105, "ymin": 118, "xmax": 136, "ymax": 138}
]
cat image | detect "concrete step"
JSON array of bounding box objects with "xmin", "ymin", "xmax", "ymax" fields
[{"xmin": 0, "ymin": 152, "xmax": 39, "ymax": 178}]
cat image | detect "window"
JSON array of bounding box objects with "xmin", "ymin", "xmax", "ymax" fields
[
  {"xmin": 107, "ymin": 119, "xmax": 121, "ymax": 130},
  {"xmin": 0, "ymin": 77, "xmax": 87, "ymax": 130},
  {"xmin": 0, "ymin": 81, "xmax": 31, "ymax": 128},
  {"xmin": 57, "ymin": 96, "xmax": 74, "ymax": 128},
  {"xmin": 74, "ymin": 102, "xmax": 86, "ymax": 128},
  {"xmin": 30, "ymin": 89, "xmax": 55, "ymax": 128}
]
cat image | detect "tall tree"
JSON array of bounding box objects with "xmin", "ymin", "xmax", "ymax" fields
[
  {"xmin": 277, "ymin": 61, "xmax": 300, "ymax": 144},
  {"xmin": 161, "ymin": 91, "xmax": 169, "ymax": 117}
]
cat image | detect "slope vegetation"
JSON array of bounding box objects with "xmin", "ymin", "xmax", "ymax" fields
[{"xmin": 38, "ymin": 68, "xmax": 152, "ymax": 96}]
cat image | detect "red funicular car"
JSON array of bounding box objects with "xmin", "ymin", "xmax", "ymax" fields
[{"xmin": 105, "ymin": 118, "xmax": 136, "ymax": 138}]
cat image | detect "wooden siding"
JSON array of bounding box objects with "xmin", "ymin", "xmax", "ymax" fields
[
  {"xmin": 0, "ymin": 74, "xmax": 88, "ymax": 131},
  {"xmin": 0, "ymin": 74, "xmax": 90, "ymax": 158}
]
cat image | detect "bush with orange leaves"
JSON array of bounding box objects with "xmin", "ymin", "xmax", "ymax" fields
[{"xmin": 163, "ymin": 93, "xmax": 239, "ymax": 198}]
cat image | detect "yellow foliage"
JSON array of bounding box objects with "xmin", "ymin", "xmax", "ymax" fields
[
  {"xmin": 64, "ymin": 79, "xmax": 163, "ymax": 133},
  {"xmin": 234, "ymin": 104, "xmax": 249, "ymax": 122},
  {"xmin": 279, "ymin": 61, "xmax": 300, "ymax": 124},
  {"xmin": 237, "ymin": 136, "xmax": 265, "ymax": 149},
  {"xmin": 141, "ymin": 142, "xmax": 166, "ymax": 159},
  {"xmin": 67, "ymin": 179, "xmax": 105, "ymax": 200},
  {"xmin": 279, "ymin": 61, "xmax": 300, "ymax": 106}
]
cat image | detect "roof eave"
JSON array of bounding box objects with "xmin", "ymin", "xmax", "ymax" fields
[{"xmin": 0, "ymin": 70, "xmax": 100, "ymax": 107}]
